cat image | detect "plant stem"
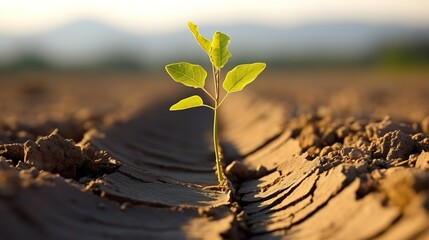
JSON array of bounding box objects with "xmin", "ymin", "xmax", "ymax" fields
[
  {"xmin": 202, "ymin": 104, "xmax": 215, "ymax": 110},
  {"xmin": 213, "ymin": 67, "xmax": 223, "ymax": 183},
  {"xmin": 212, "ymin": 65, "xmax": 217, "ymax": 99},
  {"xmin": 217, "ymin": 93, "xmax": 229, "ymax": 109},
  {"xmin": 213, "ymin": 107, "xmax": 223, "ymax": 182},
  {"xmin": 202, "ymin": 88, "xmax": 216, "ymax": 102}
]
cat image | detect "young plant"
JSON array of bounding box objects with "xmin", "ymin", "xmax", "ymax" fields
[{"xmin": 165, "ymin": 22, "xmax": 266, "ymax": 184}]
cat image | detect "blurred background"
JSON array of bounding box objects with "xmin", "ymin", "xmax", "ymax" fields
[
  {"xmin": 1, "ymin": 0, "xmax": 428, "ymax": 72},
  {"xmin": 0, "ymin": 0, "xmax": 428, "ymax": 144}
]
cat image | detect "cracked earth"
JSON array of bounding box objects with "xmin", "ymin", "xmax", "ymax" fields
[{"xmin": 0, "ymin": 71, "xmax": 428, "ymax": 239}]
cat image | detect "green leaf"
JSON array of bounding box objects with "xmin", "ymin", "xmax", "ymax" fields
[
  {"xmin": 165, "ymin": 62, "xmax": 207, "ymax": 88},
  {"xmin": 223, "ymin": 63, "xmax": 266, "ymax": 93},
  {"xmin": 169, "ymin": 95, "xmax": 204, "ymax": 111},
  {"xmin": 188, "ymin": 22, "xmax": 211, "ymax": 54},
  {"xmin": 209, "ymin": 32, "xmax": 231, "ymax": 69}
]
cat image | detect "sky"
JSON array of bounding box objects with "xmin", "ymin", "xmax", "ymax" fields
[{"xmin": 0, "ymin": 0, "xmax": 429, "ymax": 35}]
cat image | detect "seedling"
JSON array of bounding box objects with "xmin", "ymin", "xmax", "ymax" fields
[{"xmin": 165, "ymin": 22, "xmax": 266, "ymax": 184}]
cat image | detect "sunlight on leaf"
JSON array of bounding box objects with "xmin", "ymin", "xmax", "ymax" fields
[
  {"xmin": 210, "ymin": 32, "xmax": 231, "ymax": 70},
  {"xmin": 188, "ymin": 22, "xmax": 211, "ymax": 54},
  {"xmin": 223, "ymin": 63, "xmax": 266, "ymax": 93},
  {"xmin": 166, "ymin": 22, "xmax": 267, "ymax": 184},
  {"xmin": 165, "ymin": 62, "xmax": 207, "ymax": 88},
  {"xmin": 169, "ymin": 95, "xmax": 204, "ymax": 111}
]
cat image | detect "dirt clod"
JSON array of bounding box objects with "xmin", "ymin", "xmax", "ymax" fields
[
  {"xmin": 226, "ymin": 161, "xmax": 251, "ymax": 181},
  {"xmin": 341, "ymin": 147, "xmax": 366, "ymax": 161},
  {"xmin": 0, "ymin": 143, "xmax": 24, "ymax": 163},
  {"xmin": 24, "ymin": 132, "xmax": 85, "ymax": 179},
  {"xmin": 298, "ymin": 125, "xmax": 323, "ymax": 150},
  {"xmin": 371, "ymin": 130, "xmax": 415, "ymax": 161},
  {"xmin": 416, "ymin": 151, "xmax": 429, "ymax": 169},
  {"xmin": 15, "ymin": 160, "xmax": 31, "ymax": 170},
  {"xmin": 320, "ymin": 146, "xmax": 333, "ymax": 157},
  {"xmin": 365, "ymin": 116, "xmax": 415, "ymax": 140}
]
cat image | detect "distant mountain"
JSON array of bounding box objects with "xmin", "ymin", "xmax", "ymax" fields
[
  {"xmin": 0, "ymin": 19, "xmax": 145, "ymax": 66},
  {"xmin": 1, "ymin": 19, "xmax": 428, "ymax": 68}
]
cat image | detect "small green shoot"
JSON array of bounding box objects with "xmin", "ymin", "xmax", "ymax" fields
[{"xmin": 165, "ymin": 22, "xmax": 266, "ymax": 184}]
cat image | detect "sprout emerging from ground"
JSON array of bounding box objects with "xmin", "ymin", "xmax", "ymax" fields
[{"xmin": 165, "ymin": 22, "xmax": 266, "ymax": 184}]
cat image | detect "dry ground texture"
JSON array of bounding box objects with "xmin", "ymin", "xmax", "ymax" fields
[{"xmin": 0, "ymin": 70, "xmax": 428, "ymax": 240}]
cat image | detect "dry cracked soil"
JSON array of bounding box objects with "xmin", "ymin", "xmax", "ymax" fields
[{"xmin": 0, "ymin": 71, "xmax": 428, "ymax": 240}]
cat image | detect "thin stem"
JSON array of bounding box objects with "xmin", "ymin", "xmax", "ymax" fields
[
  {"xmin": 212, "ymin": 65, "xmax": 217, "ymax": 100},
  {"xmin": 213, "ymin": 107, "xmax": 223, "ymax": 182},
  {"xmin": 215, "ymin": 70, "xmax": 220, "ymax": 101},
  {"xmin": 217, "ymin": 93, "xmax": 229, "ymax": 109},
  {"xmin": 202, "ymin": 104, "xmax": 215, "ymax": 110},
  {"xmin": 202, "ymin": 88, "xmax": 216, "ymax": 102},
  {"xmin": 212, "ymin": 66, "xmax": 224, "ymax": 183}
]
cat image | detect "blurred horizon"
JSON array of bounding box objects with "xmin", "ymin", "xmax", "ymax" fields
[
  {"xmin": 2, "ymin": 0, "xmax": 429, "ymax": 35},
  {"xmin": 1, "ymin": 1, "xmax": 429, "ymax": 72}
]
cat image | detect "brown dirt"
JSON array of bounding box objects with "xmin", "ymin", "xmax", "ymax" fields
[{"xmin": 0, "ymin": 70, "xmax": 428, "ymax": 239}]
